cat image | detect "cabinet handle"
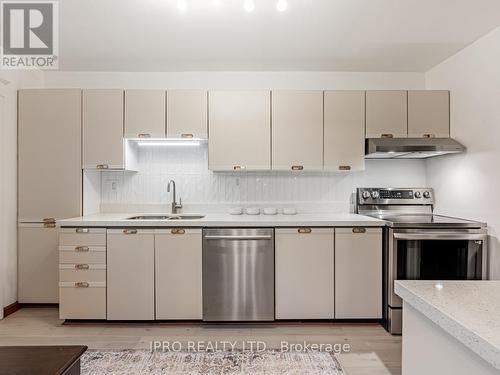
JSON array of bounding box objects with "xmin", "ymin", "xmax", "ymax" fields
[
  {"xmin": 75, "ymin": 228, "xmax": 89, "ymax": 233},
  {"xmin": 339, "ymin": 165, "xmax": 351, "ymax": 171},
  {"xmin": 423, "ymin": 133, "xmax": 435, "ymax": 138},
  {"xmin": 44, "ymin": 223, "xmax": 56, "ymax": 228},
  {"xmin": 298, "ymin": 228, "xmax": 312, "ymax": 234},
  {"xmin": 352, "ymin": 227, "xmax": 366, "ymax": 233},
  {"xmin": 96, "ymin": 164, "xmax": 109, "ymax": 170},
  {"xmin": 171, "ymin": 228, "xmax": 186, "ymax": 235},
  {"xmin": 74, "ymin": 282, "xmax": 89, "ymax": 288},
  {"xmin": 75, "ymin": 246, "xmax": 89, "ymax": 252},
  {"xmin": 123, "ymin": 229, "xmax": 138, "ymax": 235},
  {"xmin": 43, "ymin": 217, "xmax": 56, "ymax": 223},
  {"xmin": 138, "ymin": 133, "xmax": 151, "ymax": 138},
  {"xmin": 291, "ymin": 165, "xmax": 304, "ymax": 171},
  {"xmin": 381, "ymin": 134, "xmax": 394, "ymax": 138},
  {"xmin": 75, "ymin": 264, "xmax": 90, "ymax": 270},
  {"xmin": 181, "ymin": 133, "xmax": 194, "ymax": 138},
  {"xmin": 233, "ymin": 165, "xmax": 246, "ymax": 171}
]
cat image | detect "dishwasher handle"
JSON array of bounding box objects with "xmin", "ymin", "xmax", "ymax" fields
[{"xmin": 204, "ymin": 235, "xmax": 273, "ymax": 240}]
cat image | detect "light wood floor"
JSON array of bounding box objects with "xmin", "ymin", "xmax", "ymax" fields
[{"xmin": 0, "ymin": 308, "xmax": 401, "ymax": 375}]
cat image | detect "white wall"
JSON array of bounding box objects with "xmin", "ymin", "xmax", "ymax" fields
[{"xmin": 425, "ymin": 26, "xmax": 500, "ymax": 279}]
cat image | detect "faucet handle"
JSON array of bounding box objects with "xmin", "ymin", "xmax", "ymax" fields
[{"xmin": 178, "ymin": 197, "xmax": 183, "ymax": 208}]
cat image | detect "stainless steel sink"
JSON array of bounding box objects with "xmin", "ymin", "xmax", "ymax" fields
[{"xmin": 127, "ymin": 214, "xmax": 205, "ymax": 220}]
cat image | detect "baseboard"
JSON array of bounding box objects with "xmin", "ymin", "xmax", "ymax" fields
[{"xmin": 3, "ymin": 301, "xmax": 20, "ymax": 317}]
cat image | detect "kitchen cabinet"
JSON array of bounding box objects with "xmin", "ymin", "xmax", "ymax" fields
[
  {"xmin": 209, "ymin": 90, "xmax": 271, "ymax": 171},
  {"xmin": 167, "ymin": 90, "xmax": 208, "ymax": 138},
  {"xmin": 408, "ymin": 90, "xmax": 450, "ymax": 138},
  {"xmin": 107, "ymin": 229, "xmax": 155, "ymax": 320},
  {"xmin": 125, "ymin": 90, "xmax": 166, "ymax": 138},
  {"xmin": 324, "ymin": 91, "xmax": 365, "ymax": 171},
  {"xmin": 275, "ymin": 228, "xmax": 334, "ymax": 319},
  {"xmin": 366, "ymin": 90, "xmax": 408, "ymax": 138},
  {"xmin": 335, "ymin": 227, "xmax": 382, "ymax": 319},
  {"xmin": 155, "ymin": 229, "xmax": 202, "ymax": 319},
  {"xmin": 272, "ymin": 90, "xmax": 323, "ymax": 171}
]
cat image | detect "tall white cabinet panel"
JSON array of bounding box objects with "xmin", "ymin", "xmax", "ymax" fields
[
  {"xmin": 408, "ymin": 90, "xmax": 450, "ymax": 138},
  {"xmin": 107, "ymin": 229, "xmax": 155, "ymax": 320},
  {"xmin": 335, "ymin": 228, "xmax": 382, "ymax": 319},
  {"xmin": 209, "ymin": 90, "xmax": 271, "ymax": 171},
  {"xmin": 155, "ymin": 229, "xmax": 202, "ymax": 319},
  {"xmin": 83, "ymin": 90, "xmax": 125, "ymax": 170},
  {"xmin": 18, "ymin": 89, "xmax": 82, "ymax": 221},
  {"xmin": 366, "ymin": 91, "xmax": 408, "ymax": 138},
  {"xmin": 275, "ymin": 228, "xmax": 334, "ymax": 319},
  {"xmin": 125, "ymin": 90, "xmax": 166, "ymax": 138},
  {"xmin": 324, "ymin": 91, "xmax": 365, "ymax": 171},
  {"xmin": 167, "ymin": 90, "xmax": 208, "ymax": 138},
  {"xmin": 272, "ymin": 90, "xmax": 323, "ymax": 171}
]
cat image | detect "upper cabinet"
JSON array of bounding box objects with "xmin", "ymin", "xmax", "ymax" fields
[
  {"xmin": 272, "ymin": 90, "xmax": 323, "ymax": 171},
  {"xmin": 209, "ymin": 90, "xmax": 271, "ymax": 171},
  {"xmin": 124, "ymin": 90, "xmax": 166, "ymax": 138},
  {"xmin": 324, "ymin": 91, "xmax": 365, "ymax": 171},
  {"xmin": 167, "ymin": 90, "xmax": 208, "ymax": 139},
  {"xmin": 366, "ymin": 90, "xmax": 407, "ymax": 138},
  {"xmin": 408, "ymin": 90, "xmax": 450, "ymax": 138}
]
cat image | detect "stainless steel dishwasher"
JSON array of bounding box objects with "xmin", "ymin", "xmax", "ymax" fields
[{"xmin": 202, "ymin": 228, "xmax": 275, "ymax": 321}]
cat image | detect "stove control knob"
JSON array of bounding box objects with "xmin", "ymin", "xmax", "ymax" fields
[
  {"xmin": 362, "ymin": 191, "xmax": 371, "ymax": 199},
  {"xmin": 423, "ymin": 191, "xmax": 431, "ymax": 199},
  {"xmin": 371, "ymin": 191, "xmax": 380, "ymax": 199},
  {"xmin": 414, "ymin": 191, "xmax": 422, "ymax": 198}
]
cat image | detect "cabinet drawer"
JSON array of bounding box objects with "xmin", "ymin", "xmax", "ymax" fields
[
  {"xmin": 59, "ymin": 246, "xmax": 106, "ymax": 264},
  {"xmin": 59, "ymin": 228, "xmax": 106, "ymax": 246},
  {"xmin": 59, "ymin": 264, "xmax": 106, "ymax": 282},
  {"xmin": 59, "ymin": 282, "xmax": 106, "ymax": 320}
]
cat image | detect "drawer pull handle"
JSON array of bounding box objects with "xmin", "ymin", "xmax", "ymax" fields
[
  {"xmin": 181, "ymin": 133, "xmax": 194, "ymax": 138},
  {"xmin": 291, "ymin": 165, "xmax": 304, "ymax": 171},
  {"xmin": 96, "ymin": 164, "xmax": 109, "ymax": 169},
  {"xmin": 75, "ymin": 264, "xmax": 90, "ymax": 270},
  {"xmin": 381, "ymin": 134, "xmax": 394, "ymax": 138},
  {"xmin": 171, "ymin": 229, "xmax": 185, "ymax": 235},
  {"xmin": 123, "ymin": 229, "xmax": 138, "ymax": 235},
  {"xmin": 233, "ymin": 165, "xmax": 245, "ymax": 171},
  {"xmin": 75, "ymin": 246, "xmax": 89, "ymax": 252},
  {"xmin": 423, "ymin": 133, "xmax": 435, "ymax": 138},
  {"xmin": 74, "ymin": 282, "xmax": 89, "ymax": 288},
  {"xmin": 339, "ymin": 165, "xmax": 351, "ymax": 171},
  {"xmin": 44, "ymin": 223, "xmax": 56, "ymax": 228},
  {"xmin": 43, "ymin": 217, "xmax": 56, "ymax": 223},
  {"xmin": 138, "ymin": 133, "xmax": 151, "ymax": 138},
  {"xmin": 76, "ymin": 228, "xmax": 89, "ymax": 233},
  {"xmin": 352, "ymin": 227, "xmax": 366, "ymax": 233},
  {"xmin": 298, "ymin": 228, "xmax": 312, "ymax": 234}
]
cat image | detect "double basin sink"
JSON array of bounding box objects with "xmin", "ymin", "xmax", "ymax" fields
[{"xmin": 127, "ymin": 214, "xmax": 205, "ymax": 221}]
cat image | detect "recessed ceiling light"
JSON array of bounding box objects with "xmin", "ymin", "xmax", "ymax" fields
[
  {"xmin": 177, "ymin": 0, "xmax": 187, "ymax": 12},
  {"xmin": 276, "ymin": 0, "xmax": 287, "ymax": 12},
  {"xmin": 243, "ymin": 0, "xmax": 255, "ymax": 12}
]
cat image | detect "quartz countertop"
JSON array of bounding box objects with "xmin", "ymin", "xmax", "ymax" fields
[
  {"xmin": 395, "ymin": 280, "xmax": 500, "ymax": 370},
  {"xmin": 57, "ymin": 212, "xmax": 385, "ymax": 227}
]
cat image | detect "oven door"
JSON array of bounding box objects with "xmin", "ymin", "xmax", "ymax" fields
[{"xmin": 388, "ymin": 229, "xmax": 487, "ymax": 308}]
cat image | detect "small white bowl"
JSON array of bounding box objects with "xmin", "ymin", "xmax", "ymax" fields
[
  {"xmin": 263, "ymin": 207, "xmax": 278, "ymax": 215},
  {"xmin": 229, "ymin": 207, "xmax": 243, "ymax": 215},
  {"xmin": 282, "ymin": 207, "xmax": 297, "ymax": 215},
  {"xmin": 245, "ymin": 207, "xmax": 261, "ymax": 215}
]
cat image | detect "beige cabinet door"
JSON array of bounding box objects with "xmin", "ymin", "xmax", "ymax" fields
[
  {"xmin": 167, "ymin": 90, "xmax": 208, "ymax": 138},
  {"xmin": 209, "ymin": 90, "xmax": 271, "ymax": 171},
  {"xmin": 125, "ymin": 90, "xmax": 166, "ymax": 138},
  {"xmin": 408, "ymin": 90, "xmax": 450, "ymax": 138},
  {"xmin": 272, "ymin": 90, "xmax": 324, "ymax": 171},
  {"xmin": 155, "ymin": 229, "xmax": 202, "ymax": 320},
  {"xmin": 83, "ymin": 90, "xmax": 124, "ymax": 169},
  {"xmin": 335, "ymin": 228, "xmax": 382, "ymax": 319},
  {"xmin": 275, "ymin": 228, "xmax": 334, "ymax": 319},
  {"xmin": 366, "ymin": 91, "xmax": 408, "ymax": 138},
  {"xmin": 18, "ymin": 224, "xmax": 59, "ymax": 303},
  {"xmin": 107, "ymin": 229, "xmax": 155, "ymax": 320},
  {"xmin": 324, "ymin": 91, "xmax": 365, "ymax": 171},
  {"xmin": 18, "ymin": 89, "xmax": 82, "ymax": 221}
]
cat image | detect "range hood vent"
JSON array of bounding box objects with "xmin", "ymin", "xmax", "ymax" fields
[{"xmin": 365, "ymin": 138, "xmax": 465, "ymax": 159}]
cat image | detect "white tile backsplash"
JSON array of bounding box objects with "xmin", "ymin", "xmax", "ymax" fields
[{"xmin": 99, "ymin": 143, "xmax": 426, "ymax": 213}]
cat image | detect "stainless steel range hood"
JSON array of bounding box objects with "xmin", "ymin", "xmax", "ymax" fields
[{"xmin": 365, "ymin": 138, "xmax": 466, "ymax": 159}]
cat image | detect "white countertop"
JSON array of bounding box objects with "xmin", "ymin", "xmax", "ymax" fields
[
  {"xmin": 58, "ymin": 212, "xmax": 385, "ymax": 227},
  {"xmin": 395, "ymin": 280, "xmax": 500, "ymax": 370}
]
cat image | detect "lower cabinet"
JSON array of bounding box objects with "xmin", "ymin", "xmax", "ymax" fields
[
  {"xmin": 275, "ymin": 228, "xmax": 335, "ymax": 319},
  {"xmin": 107, "ymin": 229, "xmax": 155, "ymax": 320},
  {"xmin": 335, "ymin": 227, "xmax": 382, "ymax": 319},
  {"xmin": 155, "ymin": 229, "xmax": 202, "ymax": 320}
]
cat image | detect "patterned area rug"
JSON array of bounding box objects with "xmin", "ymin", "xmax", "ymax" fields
[{"xmin": 81, "ymin": 349, "xmax": 345, "ymax": 374}]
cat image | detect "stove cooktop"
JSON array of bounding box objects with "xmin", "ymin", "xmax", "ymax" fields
[{"xmin": 367, "ymin": 213, "xmax": 486, "ymax": 229}]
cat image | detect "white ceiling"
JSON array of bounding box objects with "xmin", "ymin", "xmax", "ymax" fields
[{"xmin": 59, "ymin": 0, "xmax": 500, "ymax": 72}]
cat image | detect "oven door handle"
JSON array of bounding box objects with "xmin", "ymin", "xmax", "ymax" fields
[{"xmin": 393, "ymin": 233, "xmax": 486, "ymax": 241}]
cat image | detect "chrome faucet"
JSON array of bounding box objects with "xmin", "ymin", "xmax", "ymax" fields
[{"xmin": 167, "ymin": 180, "xmax": 182, "ymax": 214}]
